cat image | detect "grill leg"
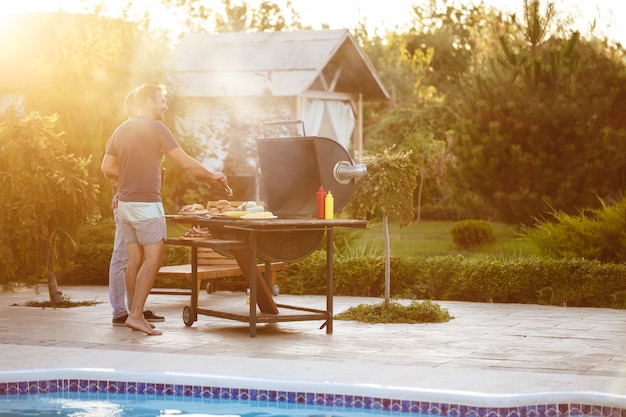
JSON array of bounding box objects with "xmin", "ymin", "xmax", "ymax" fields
[{"xmin": 326, "ymin": 228, "xmax": 334, "ymax": 334}]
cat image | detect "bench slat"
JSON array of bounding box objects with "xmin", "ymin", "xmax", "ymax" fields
[{"xmin": 155, "ymin": 244, "xmax": 284, "ymax": 298}]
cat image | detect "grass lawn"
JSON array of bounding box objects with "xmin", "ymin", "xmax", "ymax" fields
[{"xmin": 359, "ymin": 220, "xmax": 540, "ymax": 259}]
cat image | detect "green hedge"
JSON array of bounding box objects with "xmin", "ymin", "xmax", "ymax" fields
[
  {"xmin": 61, "ymin": 221, "xmax": 626, "ymax": 310},
  {"xmin": 279, "ymin": 252, "xmax": 626, "ymax": 309}
]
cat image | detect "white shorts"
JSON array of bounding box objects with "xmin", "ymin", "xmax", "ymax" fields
[{"xmin": 117, "ymin": 201, "xmax": 166, "ymax": 246}]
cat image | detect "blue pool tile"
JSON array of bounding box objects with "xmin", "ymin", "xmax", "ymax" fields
[{"xmin": 1, "ymin": 376, "xmax": 624, "ymax": 417}]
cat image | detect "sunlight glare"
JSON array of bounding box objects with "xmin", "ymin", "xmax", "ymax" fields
[{"xmin": 0, "ymin": 0, "xmax": 624, "ymax": 45}]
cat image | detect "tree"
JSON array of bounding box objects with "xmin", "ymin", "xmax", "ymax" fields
[
  {"xmin": 0, "ymin": 112, "xmax": 99, "ymax": 301},
  {"xmin": 353, "ymin": 1, "xmax": 508, "ymax": 220},
  {"xmin": 159, "ymin": 0, "xmax": 305, "ymax": 33},
  {"xmin": 2, "ymin": 12, "xmax": 172, "ymax": 217},
  {"xmin": 451, "ymin": 0, "xmax": 626, "ymax": 224},
  {"xmin": 344, "ymin": 148, "xmax": 418, "ymax": 304}
]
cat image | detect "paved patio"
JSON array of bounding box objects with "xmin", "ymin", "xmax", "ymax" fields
[{"xmin": 0, "ymin": 284, "xmax": 625, "ymax": 400}]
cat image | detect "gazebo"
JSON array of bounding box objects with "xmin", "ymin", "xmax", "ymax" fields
[{"xmin": 168, "ymin": 29, "xmax": 389, "ymax": 156}]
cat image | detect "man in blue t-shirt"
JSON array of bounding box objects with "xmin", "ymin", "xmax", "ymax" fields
[{"xmin": 102, "ymin": 84, "xmax": 228, "ymax": 335}]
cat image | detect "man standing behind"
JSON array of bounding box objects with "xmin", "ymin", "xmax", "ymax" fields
[
  {"xmin": 102, "ymin": 84, "xmax": 227, "ymax": 335},
  {"xmin": 108, "ymin": 88, "xmax": 164, "ymax": 326}
]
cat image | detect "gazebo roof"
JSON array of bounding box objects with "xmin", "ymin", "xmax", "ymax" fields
[{"xmin": 169, "ymin": 29, "xmax": 389, "ymax": 101}]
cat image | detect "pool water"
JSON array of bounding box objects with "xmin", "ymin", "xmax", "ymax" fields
[
  {"xmin": 0, "ymin": 371, "xmax": 624, "ymax": 417},
  {"xmin": 1, "ymin": 392, "xmax": 421, "ymax": 417}
]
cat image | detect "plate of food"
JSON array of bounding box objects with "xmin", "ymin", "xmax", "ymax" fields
[{"xmin": 180, "ymin": 226, "xmax": 212, "ymax": 239}]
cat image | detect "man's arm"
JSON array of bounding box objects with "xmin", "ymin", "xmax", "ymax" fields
[
  {"xmin": 166, "ymin": 147, "xmax": 227, "ymax": 185},
  {"xmin": 101, "ymin": 154, "xmax": 119, "ymax": 180}
]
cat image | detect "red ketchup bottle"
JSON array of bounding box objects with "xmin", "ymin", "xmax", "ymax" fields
[{"xmin": 317, "ymin": 186, "xmax": 327, "ymax": 219}]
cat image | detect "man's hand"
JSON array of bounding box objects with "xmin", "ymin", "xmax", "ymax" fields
[{"xmin": 211, "ymin": 171, "xmax": 228, "ymax": 185}]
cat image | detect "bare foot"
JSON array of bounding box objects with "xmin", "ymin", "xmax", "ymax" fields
[{"xmin": 125, "ymin": 316, "xmax": 162, "ymax": 336}]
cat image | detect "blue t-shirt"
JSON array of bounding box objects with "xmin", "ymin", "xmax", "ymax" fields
[{"xmin": 106, "ymin": 116, "xmax": 179, "ymax": 202}]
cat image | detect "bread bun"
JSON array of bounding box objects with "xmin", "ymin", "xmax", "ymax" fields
[
  {"xmin": 216, "ymin": 199, "xmax": 231, "ymax": 209},
  {"xmin": 180, "ymin": 203, "xmax": 205, "ymax": 213}
]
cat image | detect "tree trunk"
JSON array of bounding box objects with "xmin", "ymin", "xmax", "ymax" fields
[
  {"xmin": 416, "ymin": 168, "xmax": 424, "ymax": 223},
  {"xmin": 383, "ymin": 212, "xmax": 391, "ymax": 305},
  {"xmin": 46, "ymin": 245, "xmax": 63, "ymax": 305}
]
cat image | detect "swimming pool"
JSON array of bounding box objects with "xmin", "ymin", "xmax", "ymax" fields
[{"xmin": 1, "ymin": 369, "xmax": 625, "ymax": 417}]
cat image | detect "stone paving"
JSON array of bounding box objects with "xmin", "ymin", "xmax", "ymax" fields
[{"xmin": 1, "ymin": 285, "xmax": 625, "ymax": 398}]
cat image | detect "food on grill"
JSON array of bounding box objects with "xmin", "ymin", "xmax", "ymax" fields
[
  {"xmin": 241, "ymin": 211, "xmax": 275, "ymax": 219},
  {"xmin": 183, "ymin": 226, "xmax": 212, "ymax": 238},
  {"xmin": 179, "ymin": 203, "xmax": 208, "ymax": 214},
  {"xmin": 216, "ymin": 199, "xmax": 231, "ymax": 209},
  {"xmin": 245, "ymin": 205, "xmax": 265, "ymax": 213},
  {"xmin": 207, "ymin": 199, "xmax": 239, "ymax": 215},
  {"xmin": 236, "ymin": 201, "xmax": 265, "ymax": 213},
  {"xmin": 237, "ymin": 201, "xmax": 257, "ymax": 211},
  {"xmin": 222, "ymin": 211, "xmax": 248, "ymax": 218}
]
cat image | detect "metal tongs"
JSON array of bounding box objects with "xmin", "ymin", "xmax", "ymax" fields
[{"xmin": 225, "ymin": 184, "xmax": 233, "ymax": 197}]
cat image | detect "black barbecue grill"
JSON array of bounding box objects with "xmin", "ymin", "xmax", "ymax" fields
[
  {"xmin": 166, "ymin": 121, "xmax": 368, "ymax": 337},
  {"xmin": 210, "ymin": 122, "xmax": 367, "ymax": 262}
]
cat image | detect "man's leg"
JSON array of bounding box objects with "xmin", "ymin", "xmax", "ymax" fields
[
  {"xmin": 117, "ymin": 201, "xmax": 166, "ymax": 335},
  {"xmin": 109, "ymin": 208, "xmax": 129, "ymax": 323},
  {"xmin": 125, "ymin": 240, "xmax": 164, "ymax": 335},
  {"xmin": 125, "ymin": 241, "xmax": 143, "ymax": 313}
]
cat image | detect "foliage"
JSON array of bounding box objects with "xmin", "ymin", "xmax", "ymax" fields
[
  {"xmin": 362, "ymin": 107, "xmax": 459, "ymax": 221},
  {"xmin": 412, "ymin": 1, "xmax": 509, "ymax": 95},
  {"xmin": 159, "ymin": 0, "xmax": 306, "ymax": 33},
  {"xmin": 345, "ymin": 148, "xmax": 418, "ymax": 227},
  {"xmin": 354, "ymin": 1, "xmax": 508, "ymax": 221},
  {"xmin": 281, "ymin": 251, "xmax": 328, "ymax": 295},
  {"xmin": 522, "ymin": 199, "xmax": 626, "ymax": 263},
  {"xmin": 334, "ymin": 235, "xmax": 384, "ymax": 260},
  {"xmin": 277, "ymin": 252, "xmax": 626, "ymax": 309},
  {"xmin": 23, "ymin": 294, "xmax": 102, "ymax": 309},
  {"xmin": 451, "ymin": 1, "xmax": 626, "ymax": 224},
  {"xmin": 0, "ymin": 112, "xmax": 99, "ymax": 287},
  {"xmin": 451, "ymin": 220, "xmax": 496, "ymax": 250},
  {"xmin": 1, "ymin": 12, "xmax": 174, "ymax": 217},
  {"xmin": 334, "ymin": 300, "xmax": 452, "ymax": 324},
  {"xmin": 344, "ymin": 147, "xmax": 419, "ymax": 303}
]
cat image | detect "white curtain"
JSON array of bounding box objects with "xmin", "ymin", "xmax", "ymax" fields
[
  {"xmin": 326, "ymin": 100, "xmax": 355, "ymax": 150},
  {"xmin": 301, "ymin": 98, "xmax": 355, "ymax": 150},
  {"xmin": 301, "ymin": 99, "xmax": 324, "ymax": 137}
]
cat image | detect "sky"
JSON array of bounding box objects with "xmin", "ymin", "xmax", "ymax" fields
[{"xmin": 1, "ymin": 0, "xmax": 625, "ymax": 45}]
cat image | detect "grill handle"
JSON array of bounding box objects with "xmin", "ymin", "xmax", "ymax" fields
[
  {"xmin": 334, "ymin": 161, "xmax": 367, "ymax": 184},
  {"xmin": 263, "ymin": 120, "xmax": 306, "ymax": 138}
]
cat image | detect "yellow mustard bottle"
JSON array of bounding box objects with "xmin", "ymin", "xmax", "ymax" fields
[{"xmin": 325, "ymin": 190, "xmax": 334, "ymax": 220}]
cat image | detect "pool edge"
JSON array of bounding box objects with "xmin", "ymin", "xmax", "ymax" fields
[{"xmin": 0, "ymin": 368, "xmax": 625, "ymax": 412}]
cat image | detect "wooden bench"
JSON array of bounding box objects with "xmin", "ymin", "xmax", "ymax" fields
[{"xmin": 154, "ymin": 246, "xmax": 285, "ymax": 298}]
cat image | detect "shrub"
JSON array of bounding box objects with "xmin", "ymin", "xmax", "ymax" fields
[
  {"xmin": 61, "ymin": 218, "xmax": 115, "ymax": 285},
  {"xmin": 523, "ymin": 200, "xmax": 626, "ymax": 263},
  {"xmin": 335, "ymin": 300, "xmax": 453, "ymax": 323},
  {"xmin": 280, "ymin": 250, "xmax": 328, "ymax": 295},
  {"xmin": 451, "ymin": 220, "xmax": 495, "ymax": 249}
]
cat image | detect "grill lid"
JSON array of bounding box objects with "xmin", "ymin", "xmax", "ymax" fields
[{"xmin": 256, "ymin": 135, "xmax": 366, "ymax": 218}]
